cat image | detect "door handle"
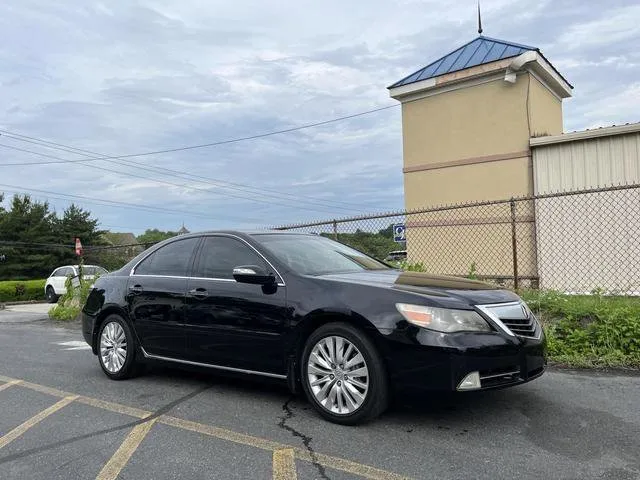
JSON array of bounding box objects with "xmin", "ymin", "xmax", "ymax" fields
[
  {"xmin": 188, "ymin": 288, "xmax": 208, "ymax": 299},
  {"xmin": 129, "ymin": 285, "xmax": 143, "ymax": 294}
]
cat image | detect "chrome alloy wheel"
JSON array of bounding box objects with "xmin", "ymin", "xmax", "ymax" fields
[
  {"xmin": 307, "ymin": 335, "xmax": 369, "ymax": 415},
  {"xmin": 100, "ymin": 321, "xmax": 128, "ymax": 373}
]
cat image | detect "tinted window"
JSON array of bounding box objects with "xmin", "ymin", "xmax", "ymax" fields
[
  {"xmin": 134, "ymin": 237, "xmax": 199, "ymax": 276},
  {"xmin": 55, "ymin": 267, "xmax": 74, "ymax": 277},
  {"xmin": 255, "ymin": 234, "xmax": 389, "ymax": 275},
  {"xmin": 193, "ymin": 236, "xmax": 267, "ymax": 279},
  {"xmin": 84, "ymin": 266, "xmax": 108, "ymax": 275}
]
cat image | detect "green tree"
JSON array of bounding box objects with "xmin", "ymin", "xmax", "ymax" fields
[
  {"xmin": 136, "ymin": 229, "xmax": 178, "ymax": 246},
  {"xmin": 0, "ymin": 194, "xmax": 105, "ymax": 280},
  {"xmin": 321, "ymin": 225, "xmax": 401, "ymax": 261},
  {"xmin": 0, "ymin": 194, "xmax": 59, "ymax": 279},
  {"xmin": 57, "ymin": 204, "xmax": 105, "ymax": 245}
]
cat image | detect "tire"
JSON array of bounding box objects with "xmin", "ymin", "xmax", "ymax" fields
[
  {"xmin": 301, "ymin": 322, "xmax": 389, "ymax": 425},
  {"xmin": 97, "ymin": 315, "xmax": 139, "ymax": 380},
  {"xmin": 45, "ymin": 286, "xmax": 58, "ymax": 304}
]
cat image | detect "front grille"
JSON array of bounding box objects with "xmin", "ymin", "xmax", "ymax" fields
[
  {"xmin": 478, "ymin": 302, "xmax": 539, "ymax": 339},
  {"xmin": 502, "ymin": 316, "xmax": 537, "ymax": 337}
]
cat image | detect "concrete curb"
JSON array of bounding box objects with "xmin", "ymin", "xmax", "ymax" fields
[{"xmin": 0, "ymin": 300, "xmax": 47, "ymax": 307}]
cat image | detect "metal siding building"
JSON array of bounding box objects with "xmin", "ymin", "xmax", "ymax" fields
[
  {"xmin": 531, "ymin": 124, "xmax": 640, "ymax": 293},
  {"xmin": 532, "ymin": 124, "xmax": 640, "ymax": 194}
]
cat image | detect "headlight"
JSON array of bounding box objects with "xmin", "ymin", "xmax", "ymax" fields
[{"xmin": 395, "ymin": 303, "xmax": 492, "ymax": 333}]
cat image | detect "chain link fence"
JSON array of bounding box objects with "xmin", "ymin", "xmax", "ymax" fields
[{"xmin": 275, "ymin": 184, "xmax": 640, "ymax": 295}]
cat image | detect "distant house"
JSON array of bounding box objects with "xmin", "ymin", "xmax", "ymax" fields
[
  {"xmin": 101, "ymin": 232, "xmax": 143, "ymax": 256},
  {"xmin": 177, "ymin": 224, "xmax": 190, "ymax": 235}
]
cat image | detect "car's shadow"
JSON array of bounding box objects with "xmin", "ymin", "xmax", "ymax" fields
[{"xmin": 139, "ymin": 362, "xmax": 537, "ymax": 426}]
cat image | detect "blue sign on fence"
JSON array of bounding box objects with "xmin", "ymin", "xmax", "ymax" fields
[{"xmin": 393, "ymin": 224, "xmax": 406, "ymax": 243}]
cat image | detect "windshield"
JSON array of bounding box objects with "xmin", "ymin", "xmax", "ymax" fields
[
  {"xmin": 256, "ymin": 234, "xmax": 390, "ymax": 275},
  {"xmin": 82, "ymin": 266, "xmax": 108, "ymax": 275}
]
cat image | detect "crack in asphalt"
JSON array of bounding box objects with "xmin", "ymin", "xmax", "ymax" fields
[
  {"xmin": 277, "ymin": 396, "xmax": 330, "ymax": 480},
  {"xmin": 0, "ymin": 384, "xmax": 213, "ymax": 465}
]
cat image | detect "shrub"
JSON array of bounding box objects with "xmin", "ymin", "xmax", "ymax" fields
[
  {"xmin": 395, "ymin": 260, "xmax": 427, "ymax": 272},
  {"xmin": 467, "ymin": 262, "xmax": 478, "ymax": 280},
  {"xmin": 0, "ymin": 279, "xmax": 46, "ymax": 302},
  {"xmin": 48, "ymin": 264, "xmax": 99, "ymax": 321},
  {"xmin": 520, "ymin": 290, "xmax": 640, "ymax": 368}
]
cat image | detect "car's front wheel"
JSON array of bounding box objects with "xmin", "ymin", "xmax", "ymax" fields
[
  {"xmin": 98, "ymin": 315, "xmax": 139, "ymax": 380},
  {"xmin": 301, "ymin": 322, "xmax": 389, "ymax": 425}
]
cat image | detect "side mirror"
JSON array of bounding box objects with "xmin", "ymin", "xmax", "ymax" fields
[{"xmin": 232, "ymin": 265, "xmax": 276, "ymax": 285}]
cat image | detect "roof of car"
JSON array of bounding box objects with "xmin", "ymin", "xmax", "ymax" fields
[
  {"xmin": 175, "ymin": 230, "xmax": 313, "ymax": 238},
  {"xmin": 55, "ymin": 264, "xmax": 104, "ymax": 268}
]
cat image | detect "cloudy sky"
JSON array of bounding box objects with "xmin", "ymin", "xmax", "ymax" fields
[{"xmin": 0, "ymin": 0, "xmax": 638, "ymax": 235}]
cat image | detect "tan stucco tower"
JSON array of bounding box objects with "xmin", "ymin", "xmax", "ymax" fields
[
  {"xmin": 388, "ymin": 36, "xmax": 572, "ymax": 280},
  {"xmin": 389, "ymin": 35, "xmax": 572, "ymax": 208}
]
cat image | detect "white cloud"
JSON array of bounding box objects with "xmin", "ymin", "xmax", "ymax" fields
[
  {"xmin": 559, "ymin": 4, "xmax": 640, "ymax": 48},
  {"xmin": 0, "ymin": 0, "xmax": 638, "ymax": 231}
]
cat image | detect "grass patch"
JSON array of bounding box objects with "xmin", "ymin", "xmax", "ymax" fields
[
  {"xmin": 520, "ymin": 290, "xmax": 640, "ymax": 369},
  {"xmin": 0, "ymin": 279, "xmax": 46, "ymax": 302}
]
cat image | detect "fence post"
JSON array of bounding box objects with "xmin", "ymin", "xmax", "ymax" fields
[
  {"xmin": 510, "ymin": 198, "xmax": 519, "ymax": 290},
  {"xmin": 332, "ymin": 220, "xmax": 338, "ymax": 240}
]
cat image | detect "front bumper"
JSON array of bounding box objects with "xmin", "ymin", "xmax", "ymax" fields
[{"xmin": 383, "ymin": 328, "xmax": 547, "ymax": 392}]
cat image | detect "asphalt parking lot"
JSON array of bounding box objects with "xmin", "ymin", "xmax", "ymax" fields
[{"xmin": 1, "ymin": 307, "xmax": 639, "ymax": 480}]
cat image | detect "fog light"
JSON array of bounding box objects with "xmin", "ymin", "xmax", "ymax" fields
[{"xmin": 457, "ymin": 371, "xmax": 481, "ymax": 391}]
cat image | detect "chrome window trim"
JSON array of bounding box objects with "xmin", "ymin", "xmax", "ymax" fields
[
  {"xmin": 140, "ymin": 347, "xmax": 286, "ymax": 379},
  {"xmin": 476, "ymin": 301, "xmax": 542, "ymax": 340},
  {"xmin": 129, "ymin": 274, "xmax": 285, "ymax": 288},
  {"xmin": 129, "ymin": 233, "xmax": 286, "ymax": 286}
]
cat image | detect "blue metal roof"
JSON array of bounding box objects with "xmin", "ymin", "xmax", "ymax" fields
[{"xmin": 389, "ymin": 36, "xmax": 538, "ymax": 89}]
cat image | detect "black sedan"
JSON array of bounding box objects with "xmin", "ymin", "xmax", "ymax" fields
[{"xmin": 82, "ymin": 231, "xmax": 546, "ymax": 425}]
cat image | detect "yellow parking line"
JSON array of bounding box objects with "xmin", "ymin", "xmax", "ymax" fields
[
  {"xmin": 0, "ymin": 395, "xmax": 78, "ymax": 449},
  {"xmin": 77, "ymin": 396, "xmax": 150, "ymax": 419},
  {"xmin": 160, "ymin": 414, "xmax": 286, "ymax": 451},
  {"xmin": 307, "ymin": 451, "xmax": 408, "ymax": 480},
  {"xmin": 95, "ymin": 417, "xmax": 157, "ymax": 480},
  {"xmin": 0, "ymin": 379, "xmax": 22, "ymax": 392},
  {"xmin": 8, "ymin": 377, "xmax": 69, "ymax": 399},
  {"xmin": 1, "ymin": 375, "xmax": 412, "ymax": 480},
  {"xmin": 273, "ymin": 448, "xmax": 297, "ymax": 480},
  {"xmin": 159, "ymin": 415, "xmax": 409, "ymax": 480}
]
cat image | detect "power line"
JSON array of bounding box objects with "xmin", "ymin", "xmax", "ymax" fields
[
  {"xmin": 0, "ymin": 239, "xmax": 160, "ymax": 251},
  {"xmin": 0, "ymin": 142, "xmax": 360, "ymax": 216},
  {"xmin": 0, "ymin": 130, "xmax": 378, "ymax": 211},
  {"xmin": 0, "ymin": 182, "xmax": 260, "ymax": 221},
  {"xmin": 0, "ymin": 240, "xmax": 73, "ymax": 248},
  {"xmin": 0, "ymin": 104, "xmax": 397, "ymax": 166}
]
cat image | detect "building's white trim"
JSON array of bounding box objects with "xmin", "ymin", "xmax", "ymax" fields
[
  {"xmin": 530, "ymin": 122, "xmax": 640, "ymax": 146},
  {"xmin": 389, "ymin": 51, "xmax": 572, "ymax": 102},
  {"xmin": 388, "ymin": 77, "xmax": 436, "ymax": 98},
  {"xmin": 509, "ymin": 52, "xmax": 572, "ymax": 99},
  {"xmin": 392, "ymin": 72, "xmax": 506, "ymax": 104}
]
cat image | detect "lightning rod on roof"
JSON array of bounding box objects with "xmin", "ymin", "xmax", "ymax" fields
[{"xmin": 477, "ymin": 1, "xmax": 483, "ymax": 35}]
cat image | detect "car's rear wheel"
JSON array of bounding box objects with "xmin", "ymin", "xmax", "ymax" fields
[
  {"xmin": 301, "ymin": 322, "xmax": 388, "ymax": 425},
  {"xmin": 45, "ymin": 286, "xmax": 58, "ymax": 304},
  {"xmin": 98, "ymin": 315, "xmax": 139, "ymax": 380}
]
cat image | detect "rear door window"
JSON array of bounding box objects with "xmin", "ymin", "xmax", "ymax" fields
[{"xmin": 134, "ymin": 237, "xmax": 200, "ymax": 277}]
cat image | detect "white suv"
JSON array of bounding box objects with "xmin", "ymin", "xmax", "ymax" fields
[{"xmin": 45, "ymin": 265, "xmax": 108, "ymax": 303}]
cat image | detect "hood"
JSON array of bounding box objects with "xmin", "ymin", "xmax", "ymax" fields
[{"xmin": 316, "ymin": 270, "xmax": 521, "ymax": 305}]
